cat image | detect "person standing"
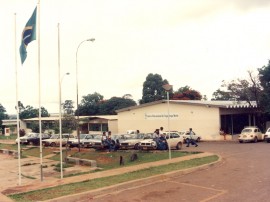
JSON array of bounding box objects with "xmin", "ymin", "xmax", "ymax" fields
[
  {"xmin": 160, "ymin": 127, "xmax": 164, "ymax": 134},
  {"xmin": 186, "ymin": 128, "xmax": 198, "ymax": 147}
]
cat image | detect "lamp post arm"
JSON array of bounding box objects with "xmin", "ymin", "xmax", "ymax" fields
[{"xmin": 75, "ymin": 38, "xmax": 95, "ymax": 152}]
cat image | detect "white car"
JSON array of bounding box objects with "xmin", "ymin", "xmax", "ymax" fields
[
  {"xmin": 15, "ymin": 133, "xmax": 38, "ymax": 144},
  {"xmin": 179, "ymin": 131, "xmax": 202, "ymax": 143},
  {"xmin": 80, "ymin": 134, "xmax": 100, "ymax": 148},
  {"xmin": 238, "ymin": 126, "xmax": 265, "ymax": 143},
  {"xmin": 67, "ymin": 134, "xmax": 93, "ymax": 148},
  {"xmin": 92, "ymin": 134, "xmax": 131, "ymax": 150},
  {"xmin": 42, "ymin": 134, "xmax": 76, "ymax": 147},
  {"xmin": 265, "ymin": 128, "xmax": 270, "ymax": 143},
  {"xmin": 120, "ymin": 133, "xmax": 146, "ymax": 150},
  {"xmin": 139, "ymin": 132, "xmax": 184, "ymax": 150}
]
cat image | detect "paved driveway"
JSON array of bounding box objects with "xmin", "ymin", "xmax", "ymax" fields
[{"xmin": 90, "ymin": 141, "xmax": 270, "ymax": 202}]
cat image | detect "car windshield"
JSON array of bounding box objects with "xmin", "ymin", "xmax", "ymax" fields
[
  {"xmin": 144, "ymin": 133, "xmax": 154, "ymax": 139},
  {"xmin": 242, "ymin": 129, "xmax": 252, "ymax": 133},
  {"xmin": 75, "ymin": 134, "xmax": 88, "ymax": 139},
  {"xmin": 27, "ymin": 133, "xmax": 38, "ymax": 137},
  {"xmin": 50, "ymin": 134, "xmax": 59, "ymax": 139},
  {"xmin": 94, "ymin": 135, "xmax": 102, "ymax": 139},
  {"xmin": 130, "ymin": 133, "xmax": 144, "ymax": 139}
]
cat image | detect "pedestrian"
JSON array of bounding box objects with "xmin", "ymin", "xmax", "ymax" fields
[
  {"xmin": 107, "ymin": 131, "xmax": 113, "ymax": 152},
  {"xmin": 219, "ymin": 128, "xmax": 226, "ymax": 140},
  {"xmin": 101, "ymin": 131, "xmax": 107, "ymax": 143},
  {"xmin": 153, "ymin": 129, "xmax": 159, "ymax": 138},
  {"xmin": 186, "ymin": 128, "xmax": 198, "ymax": 147},
  {"xmin": 160, "ymin": 126, "xmax": 164, "ymax": 134}
]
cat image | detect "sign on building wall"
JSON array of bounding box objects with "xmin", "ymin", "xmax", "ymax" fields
[{"xmin": 145, "ymin": 113, "xmax": 180, "ymax": 120}]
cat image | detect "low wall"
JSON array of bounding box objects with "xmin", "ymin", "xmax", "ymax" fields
[
  {"xmin": 0, "ymin": 149, "xmax": 18, "ymax": 157},
  {"xmin": 66, "ymin": 157, "xmax": 97, "ymax": 167}
]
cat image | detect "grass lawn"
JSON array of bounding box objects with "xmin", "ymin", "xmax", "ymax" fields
[
  {"xmin": 9, "ymin": 155, "xmax": 219, "ymax": 202},
  {"xmin": 0, "ymin": 134, "xmax": 17, "ymax": 140},
  {"xmin": 52, "ymin": 149, "xmax": 201, "ymax": 171},
  {"xmin": 0, "ymin": 143, "xmax": 26, "ymax": 150}
]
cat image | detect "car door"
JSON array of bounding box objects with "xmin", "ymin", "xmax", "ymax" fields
[
  {"xmin": 166, "ymin": 133, "xmax": 178, "ymax": 148},
  {"xmin": 255, "ymin": 128, "xmax": 263, "ymax": 140}
]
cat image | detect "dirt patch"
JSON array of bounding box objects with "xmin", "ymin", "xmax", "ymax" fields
[{"xmin": 96, "ymin": 155, "xmax": 115, "ymax": 164}]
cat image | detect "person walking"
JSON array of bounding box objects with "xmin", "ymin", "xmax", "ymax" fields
[{"xmin": 186, "ymin": 128, "xmax": 198, "ymax": 147}]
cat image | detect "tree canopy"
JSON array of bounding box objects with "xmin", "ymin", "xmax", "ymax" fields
[
  {"xmin": 76, "ymin": 92, "xmax": 104, "ymax": 116},
  {"xmin": 99, "ymin": 97, "xmax": 137, "ymax": 115},
  {"xmin": 211, "ymin": 71, "xmax": 262, "ymax": 107},
  {"xmin": 19, "ymin": 102, "xmax": 49, "ymax": 119},
  {"xmin": 172, "ymin": 85, "xmax": 202, "ymax": 100},
  {"xmin": 140, "ymin": 73, "xmax": 169, "ymax": 104},
  {"xmin": 62, "ymin": 100, "xmax": 74, "ymax": 115},
  {"xmin": 0, "ymin": 103, "xmax": 8, "ymax": 127},
  {"xmin": 76, "ymin": 93, "xmax": 137, "ymax": 116},
  {"xmin": 258, "ymin": 60, "xmax": 270, "ymax": 115}
]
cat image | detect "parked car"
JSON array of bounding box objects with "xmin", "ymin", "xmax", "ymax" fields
[
  {"xmin": 179, "ymin": 131, "xmax": 202, "ymax": 143},
  {"xmin": 120, "ymin": 133, "xmax": 146, "ymax": 150},
  {"xmin": 15, "ymin": 133, "xmax": 50, "ymax": 145},
  {"xmin": 264, "ymin": 128, "xmax": 270, "ymax": 143},
  {"xmin": 92, "ymin": 134, "xmax": 131, "ymax": 150},
  {"xmin": 80, "ymin": 134, "xmax": 99, "ymax": 148},
  {"xmin": 83, "ymin": 134, "xmax": 102, "ymax": 148},
  {"xmin": 139, "ymin": 131, "xmax": 184, "ymax": 150},
  {"xmin": 67, "ymin": 134, "xmax": 89, "ymax": 148},
  {"xmin": 42, "ymin": 133, "xmax": 75, "ymax": 147},
  {"xmin": 238, "ymin": 126, "xmax": 265, "ymax": 143}
]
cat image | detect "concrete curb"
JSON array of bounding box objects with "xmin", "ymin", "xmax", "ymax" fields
[{"xmin": 43, "ymin": 153, "xmax": 222, "ymax": 202}]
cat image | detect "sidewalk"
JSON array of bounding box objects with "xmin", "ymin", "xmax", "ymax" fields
[{"xmin": 1, "ymin": 151, "xmax": 218, "ymax": 201}]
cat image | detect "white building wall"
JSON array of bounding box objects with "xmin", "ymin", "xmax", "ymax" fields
[{"xmin": 117, "ymin": 102, "xmax": 221, "ymax": 140}]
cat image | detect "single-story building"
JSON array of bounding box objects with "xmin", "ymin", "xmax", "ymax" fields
[
  {"xmin": 1, "ymin": 115, "xmax": 118, "ymax": 136},
  {"xmin": 116, "ymin": 100, "xmax": 259, "ymax": 141},
  {"xmin": 1, "ymin": 100, "xmax": 260, "ymax": 141}
]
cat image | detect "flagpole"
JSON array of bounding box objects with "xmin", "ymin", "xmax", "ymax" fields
[
  {"xmin": 15, "ymin": 13, "xmax": 22, "ymax": 186},
  {"xmin": 37, "ymin": 0, "xmax": 43, "ymax": 182},
  {"xmin": 58, "ymin": 23, "xmax": 64, "ymax": 179}
]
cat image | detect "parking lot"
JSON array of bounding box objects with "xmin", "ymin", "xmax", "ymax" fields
[{"xmin": 89, "ymin": 141, "xmax": 270, "ymax": 202}]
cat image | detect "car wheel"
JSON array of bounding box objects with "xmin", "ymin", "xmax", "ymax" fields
[
  {"xmin": 176, "ymin": 142, "xmax": 182, "ymax": 150},
  {"xmin": 253, "ymin": 137, "xmax": 258, "ymax": 143},
  {"xmin": 29, "ymin": 141, "xmax": 34, "ymax": 146},
  {"xmin": 50, "ymin": 142, "xmax": 56, "ymax": 147},
  {"xmin": 196, "ymin": 137, "xmax": 201, "ymax": 142},
  {"xmin": 239, "ymin": 140, "xmax": 243, "ymax": 143},
  {"xmin": 134, "ymin": 143, "xmax": 139, "ymax": 150}
]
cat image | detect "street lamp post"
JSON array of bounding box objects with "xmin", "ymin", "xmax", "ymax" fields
[
  {"xmin": 162, "ymin": 84, "xmax": 173, "ymax": 160},
  {"xmin": 59, "ymin": 72, "xmax": 70, "ymax": 179},
  {"xmin": 76, "ymin": 38, "xmax": 95, "ymax": 151}
]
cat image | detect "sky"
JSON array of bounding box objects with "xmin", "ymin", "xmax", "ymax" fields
[{"xmin": 1, "ymin": 0, "xmax": 270, "ymax": 115}]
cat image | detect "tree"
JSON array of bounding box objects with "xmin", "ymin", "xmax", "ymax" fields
[
  {"xmin": 53, "ymin": 114, "xmax": 77, "ymax": 134},
  {"xmin": 258, "ymin": 61, "xmax": 270, "ymax": 116},
  {"xmin": 62, "ymin": 100, "xmax": 74, "ymax": 115},
  {"xmin": 140, "ymin": 73, "xmax": 169, "ymax": 104},
  {"xmin": 214, "ymin": 71, "xmax": 262, "ymax": 107},
  {"xmin": 211, "ymin": 88, "xmax": 233, "ymax": 101},
  {"xmin": 76, "ymin": 92, "xmax": 104, "ymax": 116},
  {"xmin": 19, "ymin": 105, "xmax": 49, "ymax": 119},
  {"xmin": 211, "ymin": 81, "xmax": 235, "ymax": 101},
  {"xmin": 99, "ymin": 97, "xmax": 137, "ymax": 115},
  {"xmin": 0, "ymin": 103, "xmax": 8, "ymax": 128},
  {"xmin": 172, "ymin": 85, "xmax": 202, "ymax": 100}
]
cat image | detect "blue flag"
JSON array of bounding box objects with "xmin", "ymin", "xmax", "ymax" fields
[{"xmin": 19, "ymin": 7, "xmax": 37, "ymax": 64}]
